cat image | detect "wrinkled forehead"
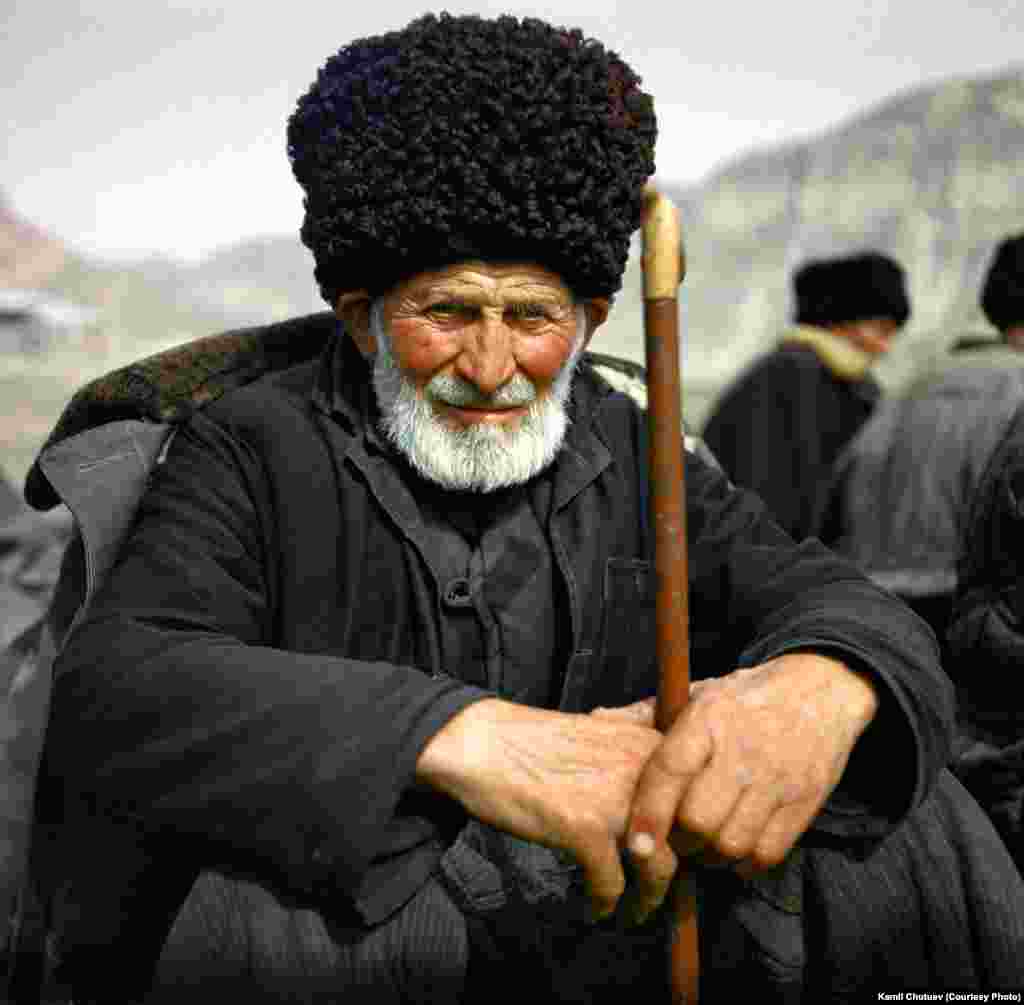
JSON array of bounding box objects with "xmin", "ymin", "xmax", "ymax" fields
[{"xmin": 387, "ymin": 261, "xmax": 577, "ymax": 305}]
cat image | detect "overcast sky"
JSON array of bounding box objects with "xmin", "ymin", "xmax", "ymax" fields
[{"xmin": 5, "ymin": 0, "xmax": 1023, "ymax": 262}]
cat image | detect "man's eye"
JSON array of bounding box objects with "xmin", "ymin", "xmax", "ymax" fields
[
  {"xmin": 507, "ymin": 304, "xmax": 551, "ymax": 321},
  {"xmin": 423, "ymin": 301, "xmax": 471, "ymax": 317}
]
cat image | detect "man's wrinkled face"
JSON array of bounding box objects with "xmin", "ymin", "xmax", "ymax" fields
[
  {"xmin": 843, "ymin": 317, "xmax": 901, "ymax": 358},
  {"xmin": 366, "ymin": 261, "xmax": 600, "ymax": 492}
]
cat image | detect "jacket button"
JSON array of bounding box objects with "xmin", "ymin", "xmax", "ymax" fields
[
  {"xmin": 442, "ymin": 577, "xmax": 474, "ymax": 608},
  {"xmin": 311, "ymin": 845, "xmax": 330, "ymax": 865}
]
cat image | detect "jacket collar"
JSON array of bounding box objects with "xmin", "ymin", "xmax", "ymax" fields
[{"xmin": 782, "ymin": 324, "xmax": 874, "ymax": 381}]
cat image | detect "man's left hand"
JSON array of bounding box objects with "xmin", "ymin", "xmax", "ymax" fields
[{"xmin": 619, "ymin": 652, "xmax": 878, "ymax": 924}]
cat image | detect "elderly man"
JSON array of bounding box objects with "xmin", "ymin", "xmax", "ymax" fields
[{"xmin": 27, "ymin": 13, "xmax": 1021, "ymax": 1004}]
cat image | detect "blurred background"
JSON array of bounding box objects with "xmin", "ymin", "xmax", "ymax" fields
[{"xmin": 3, "ymin": 0, "xmax": 1024, "ymax": 492}]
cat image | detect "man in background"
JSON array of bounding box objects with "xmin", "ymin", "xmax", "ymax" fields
[{"xmin": 702, "ymin": 251, "xmax": 908, "ymax": 540}]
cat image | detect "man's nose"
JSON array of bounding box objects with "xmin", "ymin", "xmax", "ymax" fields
[{"xmin": 455, "ymin": 315, "xmax": 517, "ymax": 395}]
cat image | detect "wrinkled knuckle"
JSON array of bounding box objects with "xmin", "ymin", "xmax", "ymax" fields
[
  {"xmin": 662, "ymin": 733, "xmax": 708, "ymax": 776},
  {"xmin": 678, "ymin": 804, "xmax": 715, "ymax": 838},
  {"xmin": 716, "ymin": 831, "xmax": 754, "ymax": 860},
  {"xmin": 809, "ymin": 763, "xmax": 834, "ymax": 796},
  {"xmin": 780, "ymin": 768, "xmax": 822, "ymax": 806},
  {"xmin": 557, "ymin": 806, "xmax": 598, "ymax": 845},
  {"xmin": 573, "ymin": 809, "xmax": 605, "ymax": 840},
  {"xmin": 754, "ymin": 830, "xmax": 791, "ymax": 868},
  {"xmin": 753, "ymin": 843, "xmax": 788, "ymax": 870},
  {"xmin": 629, "ymin": 733, "xmax": 662, "ymax": 764}
]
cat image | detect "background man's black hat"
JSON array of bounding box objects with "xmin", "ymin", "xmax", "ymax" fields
[
  {"xmin": 980, "ymin": 233, "xmax": 1024, "ymax": 333},
  {"xmin": 793, "ymin": 251, "xmax": 911, "ymax": 328}
]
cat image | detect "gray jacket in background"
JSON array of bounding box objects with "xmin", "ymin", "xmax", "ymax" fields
[{"xmin": 818, "ymin": 343, "xmax": 1024, "ymax": 600}]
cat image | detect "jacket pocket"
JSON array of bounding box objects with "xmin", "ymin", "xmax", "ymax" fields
[{"xmin": 588, "ymin": 557, "xmax": 659, "ymax": 711}]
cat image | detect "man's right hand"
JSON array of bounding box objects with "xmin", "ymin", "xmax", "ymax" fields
[{"xmin": 415, "ymin": 697, "xmax": 663, "ymax": 921}]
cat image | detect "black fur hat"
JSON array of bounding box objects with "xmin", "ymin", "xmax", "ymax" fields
[
  {"xmin": 287, "ymin": 13, "xmax": 657, "ymax": 305},
  {"xmin": 793, "ymin": 252, "xmax": 910, "ymax": 328},
  {"xmin": 981, "ymin": 233, "xmax": 1024, "ymax": 333}
]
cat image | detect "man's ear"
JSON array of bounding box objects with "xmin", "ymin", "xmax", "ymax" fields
[
  {"xmin": 582, "ymin": 298, "xmax": 611, "ymax": 350},
  {"xmin": 334, "ymin": 291, "xmax": 374, "ymax": 356}
]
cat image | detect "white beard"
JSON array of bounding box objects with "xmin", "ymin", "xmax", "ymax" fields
[{"xmin": 370, "ymin": 304, "xmax": 586, "ymax": 493}]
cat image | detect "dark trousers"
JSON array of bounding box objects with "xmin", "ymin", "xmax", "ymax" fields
[
  {"xmin": 149, "ymin": 873, "xmax": 469, "ymax": 1004},
  {"xmin": 147, "ymin": 871, "xmax": 674, "ymax": 1005}
]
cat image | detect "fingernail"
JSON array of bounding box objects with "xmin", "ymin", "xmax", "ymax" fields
[{"xmin": 630, "ymin": 832, "xmax": 655, "ymax": 857}]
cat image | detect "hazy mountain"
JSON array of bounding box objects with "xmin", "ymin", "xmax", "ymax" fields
[
  {"xmin": 3, "ymin": 63, "xmax": 1023, "ymax": 488},
  {"xmin": 127, "ymin": 237, "xmax": 324, "ymax": 328}
]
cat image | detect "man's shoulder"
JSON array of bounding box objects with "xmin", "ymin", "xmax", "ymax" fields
[
  {"xmin": 709, "ymin": 345, "xmax": 815, "ymax": 414},
  {"xmin": 44, "ymin": 311, "xmax": 335, "ymax": 441},
  {"xmin": 739, "ymin": 343, "xmax": 822, "ymax": 386},
  {"xmin": 200, "ymin": 352, "xmax": 321, "ymax": 425},
  {"xmin": 25, "ymin": 313, "xmax": 337, "ymax": 511},
  {"xmin": 185, "ymin": 313, "xmax": 340, "ymax": 427},
  {"xmin": 573, "ymin": 353, "xmax": 642, "ymax": 416}
]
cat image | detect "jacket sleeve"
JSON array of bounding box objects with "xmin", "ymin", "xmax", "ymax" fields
[
  {"xmin": 45, "ymin": 412, "xmax": 491, "ymax": 905},
  {"xmin": 683, "ymin": 446, "xmax": 956, "ymax": 840}
]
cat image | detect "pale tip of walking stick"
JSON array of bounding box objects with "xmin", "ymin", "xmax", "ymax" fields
[{"xmin": 641, "ymin": 185, "xmax": 685, "ymax": 298}]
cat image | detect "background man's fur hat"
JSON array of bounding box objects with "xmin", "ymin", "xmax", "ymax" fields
[
  {"xmin": 793, "ymin": 251, "xmax": 911, "ymax": 328},
  {"xmin": 981, "ymin": 233, "xmax": 1024, "ymax": 333},
  {"xmin": 287, "ymin": 13, "xmax": 657, "ymax": 305}
]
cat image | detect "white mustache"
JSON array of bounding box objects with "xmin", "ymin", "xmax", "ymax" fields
[{"xmin": 426, "ymin": 372, "xmax": 538, "ymax": 409}]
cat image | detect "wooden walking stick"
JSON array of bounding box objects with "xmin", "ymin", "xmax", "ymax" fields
[{"xmin": 641, "ymin": 186, "xmax": 700, "ymax": 1003}]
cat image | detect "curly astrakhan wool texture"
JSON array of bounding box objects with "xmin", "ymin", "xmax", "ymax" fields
[
  {"xmin": 287, "ymin": 13, "xmax": 656, "ymax": 305},
  {"xmin": 793, "ymin": 252, "xmax": 911, "ymax": 328}
]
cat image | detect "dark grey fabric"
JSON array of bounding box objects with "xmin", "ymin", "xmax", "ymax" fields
[
  {"xmin": 373, "ymin": 464, "xmax": 559, "ymax": 705},
  {"xmin": 803, "ymin": 771, "xmax": 1024, "ymax": 994},
  {"xmin": 148, "ymin": 873, "xmax": 469, "ymax": 1004},
  {"xmin": 819, "ymin": 351, "xmax": 1024, "ymax": 600},
  {"xmin": 121, "ymin": 772, "xmax": 1024, "ymax": 1001},
  {"xmin": 702, "ymin": 342, "xmax": 879, "ymax": 541},
  {"xmin": 947, "ymin": 398, "xmax": 1024, "ymax": 871}
]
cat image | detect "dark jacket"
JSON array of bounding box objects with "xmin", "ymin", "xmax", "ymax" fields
[
  {"xmin": 820, "ymin": 344, "xmax": 1024, "ymax": 600},
  {"xmin": 31, "ymin": 319, "xmax": 988, "ymax": 997},
  {"xmin": 702, "ymin": 329, "xmax": 879, "ymax": 541},
  {"xmin": 947, "ymin": 399, "xmax": 1024, "ymax": 871},
  {"xmin": 815, "ymin": 344, "xmax": 1024, "ymax": 652}
]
